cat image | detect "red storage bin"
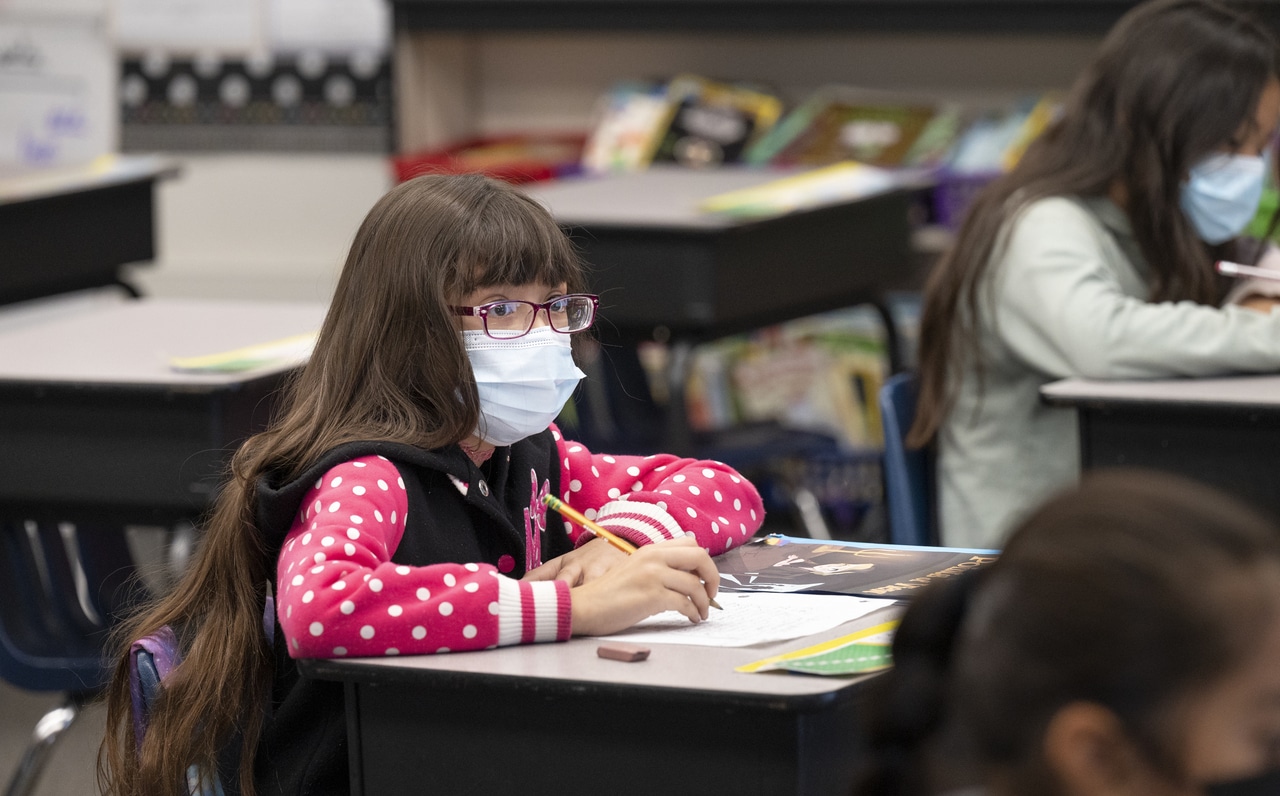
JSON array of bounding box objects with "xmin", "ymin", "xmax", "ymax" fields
[{"xmin": 392, "ymin": 133, "xmax": 587, "ymax": 185}]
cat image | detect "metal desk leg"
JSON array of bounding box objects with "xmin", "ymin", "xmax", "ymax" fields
[{"xmin": 3, "ymin": 693, "xmax": 86, "ymax": 796}]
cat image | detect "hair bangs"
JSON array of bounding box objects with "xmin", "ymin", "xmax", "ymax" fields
[{"xmin": 454, "ymin": 187, "xmax": 585, "ymax": 295}]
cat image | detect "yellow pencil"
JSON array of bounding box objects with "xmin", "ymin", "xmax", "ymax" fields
[{"xmin": 542, "ymin": 494, "xmax": 722, "ymax": 610}]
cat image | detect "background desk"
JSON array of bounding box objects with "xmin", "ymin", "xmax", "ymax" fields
[
  {"xmin": 0, "ymin": 292, "xmax": 328, "ymax": 527},
  {"xmin": 0, "ymin": 156, "xmax": 178, "ymax": 307},
  {"xmin": 1041, "ymin": 375, "xmax": 1280, "ymax": 520},
  {"xmin": 300, "ymin": 603, "xmax": 901, "ymax": 796}
]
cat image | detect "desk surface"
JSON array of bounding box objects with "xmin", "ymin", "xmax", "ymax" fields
[
  {"xmin": 0, "ymin": 155, "xmax": 179, "ymax": 206},
  {"xmin": 0, "ymin": 291, "xmax": 328, "ymax": 388},
  {"xmin": 524, "ymin": 165, "xmax": 906, "ymax": 230},
  {"xmin": 1042, "ymin": 374, "xmax": 1280, "ymax": 409},
  {"xmin": 301, "ymin": 602, "xmax": 900, "ymax": 706}
]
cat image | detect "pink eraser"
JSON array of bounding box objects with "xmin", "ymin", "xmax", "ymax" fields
[{"xmin": 596, "ymin": 642, "xmax": 651, "ymax": 662}]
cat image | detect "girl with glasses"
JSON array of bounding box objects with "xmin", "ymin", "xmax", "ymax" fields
[
  {"xmin": 99, "ymin": 173, "xmax": 765, "ymax": 795},
  {"xmin": 910, "ymin": 0, "xmax": 1280, "ymax": 550}
]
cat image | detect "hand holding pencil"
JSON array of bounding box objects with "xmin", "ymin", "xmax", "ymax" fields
[{"xmin": 540, "ymin": 495, "xmax": 723, "ymax": 634}]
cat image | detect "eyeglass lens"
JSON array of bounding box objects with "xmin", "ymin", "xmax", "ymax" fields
[{"xmin": 484, "ymin": 296, "xmax": 595, "ymax": 336}]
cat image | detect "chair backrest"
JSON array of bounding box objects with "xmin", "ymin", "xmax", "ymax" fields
[
  {"xmin": 878, "ymin": 372, "xmax": 937, "ymax": 546},
  {"xmin": 0, "ymin": 520, "xmax": 113, "ymax": 693}
]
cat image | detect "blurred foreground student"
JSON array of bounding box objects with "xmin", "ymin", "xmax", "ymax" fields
[
  {"xmin": 856, "ymin": 469, "xmax": 1280, "ymax": 796},
  {"xmin": 910, "ymin": 0, "xmax": 1280, "ymax": 548},
  {"xmin": 98, "ymin": 174, "xmax": 764, "ymax": 795}
]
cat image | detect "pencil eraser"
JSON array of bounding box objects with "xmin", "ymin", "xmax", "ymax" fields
[{"xmin": 596, "ymin": 642, "xmax": 650, "ymax": 662}]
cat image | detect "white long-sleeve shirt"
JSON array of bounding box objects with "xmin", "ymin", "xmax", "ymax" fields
[{"xmin": 939, "ymin": 196, "xmax": 1280, "ymax": 548}]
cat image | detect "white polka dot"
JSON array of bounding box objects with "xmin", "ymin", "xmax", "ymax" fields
[
  {"xmin": 345, "ymin": 543, "xmax": 356, "ymax": 556},
  {"xmin": 659, "ymin": 489, "xmax": 672, "ymax": 495},
  {"xmin": 569, "ymin": 445, "xmax": 583, "ymax": 453},
  {"xmin": 689, "ymin": 485, "xmax": 701, "ymax": 496},
  {"xmin": 377, "ymin": 455, "xmax": 388, "ymax": 461},
  {"xmin": 465, "ymin": 563, "xmax": 480, "ymax": 572},
  {"xmin": 388, "ymin": 604, "xmax": 403, "ymax": 617},
  {"xmin": 726, "ymin": 537, "xmax": 735, "ymax": 548},
  {"xmin": 439, "ymin": 602, "xmax": 454, "ymax": 616},
  {"xmin": 332, "ymin": 580, "xmax": 346, "ymax": 590},
  {"xmin": 391, "ymin": 511, "xmax": 397, "ymax": 524},
  {"xmin": 292, "ymin": 575, "xmax": 304, "ymax": 586},
  {"xmin": 489, "ymin": 602, "xmax": 500, "ymax": 614},
  {"xmin": 377, "ymin": 480, "xmax": 388, "ymax": 491},
  {"xmin": 750, "ymin": 509, "xmax": 757, "ymax": 520},
  {"xmin": 309, "ymin": 622, "xmax": 324, "ymax": 636},
  {"xmin": 360, "ymin": 625, "xmax": 375, "ymax": 639},
  {"xmin": 353, "ymin": 462, "xmax": 366, "ymax": 468},
  {"xmin": 591, "ymin": 466, "xmax": 600, "ymax": 477},
  {"xmin": 734, "ymin": 498, "xmax": 742, "ymax": 510},
  {"xmin": 444, "ymin": 573, "xmax": 456, "ymax": 587},
  {"xmin": 552, "ymin": 429, "xmax": 561, "ymax": 440},
  {"xmin": 310, "ymin": 522, "xmax": 317, "ymax": 530},
  {"xmin": 347, "ymin": 528, "xmax": 360, "ymax": 540},
  {"xmin": 462, "ymin": 625, "xmax": 477, "ymax": 639},
  {"xmin": 607, "ymin": 488, "xmax": 621, "ymax": 499},
  {"xmin": 656, "ymin": 465, "xmax": 667, "ymax": 471},
  {"xmin": 333, "ymin": 646, "xmax": 347, "ymax": 655},
  {"xmin": 286, "ymin": 605, "xmax": 292, "ymax": 618},
  {"xmin": 564, "ymin": 521, "xmax": 573, "ymax": 533},
  {"xmin": 569, "ymin": 479, "xmax": 583, "ymax": 492},
  {"xmin": 632, "ymin": 481, "xmax": 643, "ymax": 491},
  {"xmin": 464, "ymin": 581, "xmax": 480, "ymax": 593},
  {"xmin": 302, "ymin": 590, "xmax": 314, "ymax": 603},
  {"xmin": 292, "ymin": 638, "xmax": 299, "ymax": 650},
  {"xmin": 719, "ymin": 516, "xmax": 729, "ymax": 525},
  {"xmin": 711, "ymin": 523, "xmax": 719, "ymax": 534},
  {"xmin": 311, "ymin": 565, "xmax": 325, "ymax": 574},
  {"xmin": 350, "ymin": 515, "xmax": 364, "ymax": 524},
  {"xmin": 731, "ymin": 475, "xmax": 741, "ymax": 484},
  {"xmin": 686, "ymin": 507, "xmax": 698, "ymax": 518},
  {"xmin": 353, "ymin": 485, "xmax": 366, "ymax": 496},
  {"xmin": 603, "ymin": 455, "xmax": 616, "ymax": 464},
  {"xmin": 313, "ymin": 502, "xmax": 321, "ymax": 515},
  {"xmin": 330, "ymin": 476, "xmax": 343, "ymax": 488},
  {"xmin": 657, "ymin": 501, "xmax": 667, "ymax": 511},
  {"xmin": 369, "ymin": 578, "xmax": 383, "ymax": 592},
  {"xmin": 714, "ymin": 490, "xmax": 723, "ymax": 502},
  {"xmin": 328, "ymin": 502, "xmax": 340, "ymax": 513},
  {"xmin": 436, "ymin": 647, "xmax": 451, "ymax": 653},
  {"xmin": 740, "ymin": 523, "xmax": 747, "ymax": 533},
  {"xmin": 585, "ymin": 508, "xmax": 597, "ymax": 520},
  {"xmin": 626, "ymin": 466, "xmax": 640, "ymax": 476},
  {"xmin": 397, "ymin": 478, "xmax": 405, "ymax": 490},
  {"xmin": 417, "ymin": 587, "xmax": 431, "ymax": 600},
  {"xmin": 315, "ymin": 478, "xmax": 323, "ymax": 489},
  {"xmin": 702, "ymin": 468, "xmax": 715, "ymax": 478},
  {"xmin": 302, "ymin": 533, "xmax": 313, "ymax": 544},
  {"xmin": 412, "ymin": 626, "xmax": 427, "ymax": 640},
  {"xmin": 563, "ymin": 457, "xmax": 570, "ymax": 469},
  {"xmin": 374, "ymin": 509, "xmax": 384, "ymax": 522},
  {"xmin": 321, "ymin": 536, "xmax": 334, "ymax": 547},
  {"xmin": 673, "ymin": 475, "xmax": 686, "ymax": 483},
  {"xmin": 396, "ymin": 565, "xmax": 410, "ymax": 575},
  {"xmin": 340, "ymin": 600, "xmax": 355, "ymax": 614}
]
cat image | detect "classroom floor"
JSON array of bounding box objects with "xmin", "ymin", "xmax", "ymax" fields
[{"xmin": 0, "ymin": 680, "xmax": 103, "ymax": 794}]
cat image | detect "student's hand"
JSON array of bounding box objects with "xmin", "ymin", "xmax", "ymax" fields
[
  {"xmin": 568, "ymin": 536, "xmax": 720, "ymax": 636},
  {"xmin": 522, "ymin": 537, "xmax": 628, "ymax": 586},
  {"xmin": 1238, "ymin": 294, "xmax": 1280, "ymax": 313}
]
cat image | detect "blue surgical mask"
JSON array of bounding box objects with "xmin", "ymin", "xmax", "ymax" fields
[
  {"xmin": 1180, "ymin": 152, "xmax": 1268, "ymax": 244},
  {"xmin": 463, "ymin": 326, "xmax": 585, "ymax": 447}
]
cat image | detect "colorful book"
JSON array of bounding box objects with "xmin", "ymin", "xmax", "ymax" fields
[
  {"xmin": 168, "ymin": 332, "xmax": 317, "ymax": 373},
  {"xmin": 647, "ymin": 74, "xmax": 783, "ymax": 168},
  {"xmin": 737, "ymin": 620, "xmax": 898, "ymax": 676},
  {"xmin": 717, "ymin": 534, "xmax": 998, "ymax": 597},
  {"xmin": 698, "ymin": 161, "xmax": 898, "ymax": 219}
]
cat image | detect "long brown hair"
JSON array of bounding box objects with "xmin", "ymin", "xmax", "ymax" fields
[
  {"xmin": 98, "ymin": 173, "xmax": 586, "ymax": 795},
  {"xmin": 909, "ymin": 0, "xmax": 1279, "ymax": 447},
  {"xmin": 855, "ymin": 469, "xmax": 1280, "ymax": 795}
]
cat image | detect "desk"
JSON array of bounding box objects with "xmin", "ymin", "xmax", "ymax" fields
[
  {"xmin": 0, "ymin": 156, "xmax": 179, "ymax": 306},
  {"xmin": 1041, "ymin": 375, "xmax": 1280, "ymax": 520},
  {"xmin": 0, "ymin": 291, "xmax": 328, "ymax": 527},
  {"xmin": 300, "ymin": 603, "xmax": 900, "ymax": 796}
]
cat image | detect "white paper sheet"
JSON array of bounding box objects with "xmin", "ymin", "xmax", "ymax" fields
[{"xmin": 597, "ymin": 592, "xmax": 897, "ymax": 647}]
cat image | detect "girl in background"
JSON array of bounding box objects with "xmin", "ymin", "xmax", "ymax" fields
[
  {"xmin": 98, "ymin": 174, "xmax": 765, "ymax": 795},
  {"xmin": 910, "ymin": 0, "xmax": 1280, "ymax": 548},
  {"xmin": 855, "ymin": 469, "xmax": 1280, "ymax": 796}
]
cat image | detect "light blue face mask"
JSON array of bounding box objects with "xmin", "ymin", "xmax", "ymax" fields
[
  {"xmin": 1180, "ymin": 151, "xmax": 1268, "ymax": 244},
  {"xmin": 463, "ymin": 326, "xmax": 585, "ymax": 447}
]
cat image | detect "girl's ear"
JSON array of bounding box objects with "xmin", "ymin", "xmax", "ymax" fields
[{"xmin": 1042, "ymin": 702, "xmax": 1167, "ymax": 796}]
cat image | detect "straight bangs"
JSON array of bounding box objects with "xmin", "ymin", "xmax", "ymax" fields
[{"xmin": 448, "ymin": 186, "xmax": 586, "ymax": 297}]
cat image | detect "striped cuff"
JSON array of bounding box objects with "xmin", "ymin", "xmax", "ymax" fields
[
  {"xmin": 496, "ymin": 576, "xmax": 571, "ymax": 646},
  {"xmin": 594, "ymin": 500, "xmax": 687, "ymax": 547}
]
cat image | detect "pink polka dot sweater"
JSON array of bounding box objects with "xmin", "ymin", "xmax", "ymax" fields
[{"xmin": 273, "ymin": 424, "xmax": 765, "ymax": 660}]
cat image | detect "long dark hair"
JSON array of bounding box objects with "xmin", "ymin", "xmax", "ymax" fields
[
  {"xmin": 909, "ymin": 0, "xmax": 1279, "ymax": 447},
  {"xmin": 854, "ymin": 469, "xmax": 1280, "ymax": 795},
  {"xmin": 98, "ymin": 173, "xmax": 586, "ymax": 796}
]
